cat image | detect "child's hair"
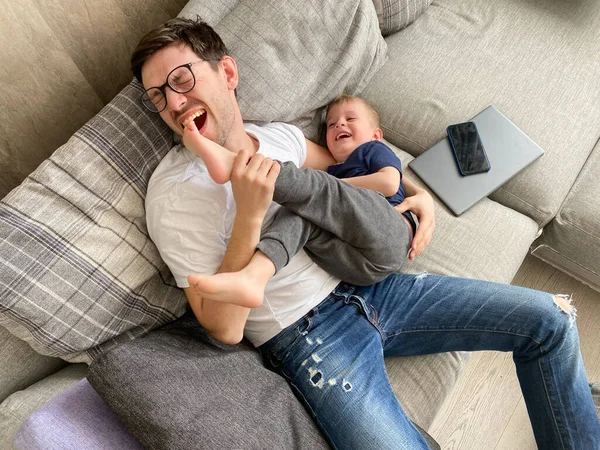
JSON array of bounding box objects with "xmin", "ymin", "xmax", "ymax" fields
[{"xmin": 326, "ymin": 94, "xmax": 380, "ymax": 128}]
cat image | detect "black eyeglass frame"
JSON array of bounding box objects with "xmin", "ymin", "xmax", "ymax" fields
[{"xmin": 141, "ymin": 60, "xmax": 204, "ymax": 113}]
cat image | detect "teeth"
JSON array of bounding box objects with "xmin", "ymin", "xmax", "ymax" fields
[
  {"xmin": 337, "ymin": 133, "xmax": 351, "ymax": 141},
  {"xmin": 182, "ymin": 110, "xmax": 206, "ymax": 128}
]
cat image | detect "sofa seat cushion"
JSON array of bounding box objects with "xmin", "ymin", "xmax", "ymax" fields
[
  {"xmin": 532, "ymin": 143, "xmax": 600, "ymax": 293},
  {"xmin": 362, "ymin": 0, "xmax": 600, "ymax": 225},
  {"xmin": 0, "ymin": 364, "xmax": 87, "ymax": 449},
  {"xmin": 387, "ymin": 141, "xmax": 540, "ymax": 284}
]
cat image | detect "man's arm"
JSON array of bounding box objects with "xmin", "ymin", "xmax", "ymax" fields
[{"xmin": 184, "ymin": 150, "xmax": 280, "ymax": 345}]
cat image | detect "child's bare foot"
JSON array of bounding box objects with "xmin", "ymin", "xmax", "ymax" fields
[
  {"xmin": 188, "ymin": 271, "xmax": 266, "ymax": 308},
  {"xmin": 182, "ymin": 119, "xmax": 235, "ymax": 184},
  {"xmin": 187, "ymin": 252, "xmax": 276, "ymax": 309}
]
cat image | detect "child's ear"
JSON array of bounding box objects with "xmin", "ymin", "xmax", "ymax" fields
[{"xmin": 373, "ymin": 128, "xmax": 383, "ymax": 140}]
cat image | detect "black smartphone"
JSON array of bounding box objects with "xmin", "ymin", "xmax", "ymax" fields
[{"xmin": 446, "ymin": 121, "xmax": 491, "ymax": 176}]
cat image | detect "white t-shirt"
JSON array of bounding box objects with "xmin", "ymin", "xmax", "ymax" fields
[{"xmin": 146, "ymin": 122, "xmax": 340, "ymax": 346}]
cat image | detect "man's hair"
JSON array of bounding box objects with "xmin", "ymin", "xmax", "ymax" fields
[
  {"xmin": 131, "ymin": 17, "xmax": 229, "ymax": 83},
  {"xmin": 326, "ymin": 94, "xmax": 381, "ymax": 129}
]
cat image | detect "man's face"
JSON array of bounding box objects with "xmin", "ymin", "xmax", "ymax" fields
[
  {"xmin": 325, "ymin": 100, "xmax": 381, "ymax": 163},
  {"xmin": 141, "ymin": 44, "xmax": 236, "ymax": 147}
]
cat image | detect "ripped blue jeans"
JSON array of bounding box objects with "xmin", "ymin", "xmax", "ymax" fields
[{"xmin": 258, "ymin": 273, "xmax": 599, "ymax": 450}]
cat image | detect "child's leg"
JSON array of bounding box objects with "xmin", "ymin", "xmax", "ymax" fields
[
  {"xmin": 270, "ymin": 162, "xmax": 412, "ymax": 284},
  {"xmin": 258, "ymin": 206, "xmax": 411, "ymax": 286},
  {"xmin": 187, "ymin": 251, "xmax": 276, "ymax": 308}
]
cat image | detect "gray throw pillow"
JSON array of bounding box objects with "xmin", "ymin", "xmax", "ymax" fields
[
  {"xmin": 181, "ymin": 0, "xmax": 388, "ymax": 142},
  {"xmin": 87, "ymin": 311, "xmax": 331, "ymax": 450}
]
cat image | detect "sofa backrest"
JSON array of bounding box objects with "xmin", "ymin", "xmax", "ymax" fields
[{"xmin": 0, "ymin": 0, "xmax": 188, "ymax": 200}]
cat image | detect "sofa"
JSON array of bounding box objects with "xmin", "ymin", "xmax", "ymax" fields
[{"xmin": 1, "ymin": 0, "xmax": 599, "ymax": 448}]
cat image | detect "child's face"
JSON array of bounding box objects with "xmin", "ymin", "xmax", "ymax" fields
[{"xmin": 325, "ymin": 100, "xmax": 382, "ymax": 163}]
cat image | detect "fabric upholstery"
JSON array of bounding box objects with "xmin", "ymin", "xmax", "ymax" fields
[
  {"xmin": 87, "ymin": 311, "xmax": 332, "ymax": 450},
  {"xmin": 0, "ymin": 81, "xmax": 187, "ymax": 363},
  {"xmin": 385, "ymin": 141, "xmax": 540, "ymax": 284},
  {"xmin": 372, "ymin": 0, "xmax": 431, "ymax": 36},
  {"xmin": 362, "ymin": 0, "xmax": 600, "ymax": 225},
  {"xmin": 179, "ymin": 0, "xmax": 239, "ymax": 25},
  {"xmin": 14, "ymin": 379, "xmax": 143, "ymax": 450},
  {"xmin": 0, "ymin": 0, "xmax": 189, "ymax": 200},
  {"xmin": 0, "ymin": 326, "xmax": 67, "ymax": 403},
  {"xmin": 88, "ymin": 310, "xmax": 441, "ymax": 450},
  {"xmin": 0, "ymin": 364, "xmax": 87, "ymax": 450},
  {"xmin": 207, "ymin": 0, "xmax": 388, "ymax": 142},
  {"xmin": 532, "ymin": 140, "xmax": 600, "ymax": 292}
]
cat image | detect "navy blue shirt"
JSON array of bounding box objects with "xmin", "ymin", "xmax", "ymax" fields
[{"xmin": 327, "ymin": 140, "xmax": 416, "ymax": 233}]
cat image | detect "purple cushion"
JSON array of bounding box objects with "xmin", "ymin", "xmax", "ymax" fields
[{"xmin": 14, "ymin": 378, "xmax": 143, "ymax": 450}]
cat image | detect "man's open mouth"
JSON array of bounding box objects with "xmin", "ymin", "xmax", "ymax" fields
[{"xmin": 182, "ymin": 110, "xmax": 207, "ymax": 131}]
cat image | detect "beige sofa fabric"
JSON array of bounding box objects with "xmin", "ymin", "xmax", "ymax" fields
[
  {"xmin": 0, "ymin": 363, "xmax": 87, "ymax": 449},
  {"xmin": 391, "ymin": 142, "xmax": 540, "ymax": 283},
  {"xmin": 362, "ymin": 0, "xmax": 600, "ymax": 226},
  {"xmin": 0, "ymin": 327, "xmax": 67, "ymax": 403},
  {"xmin": 532, "ymin": 140, "xmax": 600, "ymax": 292},
  {"xmin": 0, "ymin": 0, "xmax": 188, "ymax": 200}
]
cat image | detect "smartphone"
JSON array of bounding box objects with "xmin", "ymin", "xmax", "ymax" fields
[{"xmin": 446, "ymin": 121, "xmax": 491, "ymax": 176}]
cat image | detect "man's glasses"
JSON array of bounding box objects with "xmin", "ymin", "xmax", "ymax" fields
[{"xmin": 141, "ymin": 61, "xmax": 204, "ymax": 113}]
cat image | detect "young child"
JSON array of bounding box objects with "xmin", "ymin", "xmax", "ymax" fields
[{"xmin": 184, "ymin": 95, "xmax": 416, "ymax": 308}]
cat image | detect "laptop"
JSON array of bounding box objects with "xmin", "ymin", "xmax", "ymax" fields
[{"xmin": 408, "ymin": 105, "xmax": 544, "ymax": 215}]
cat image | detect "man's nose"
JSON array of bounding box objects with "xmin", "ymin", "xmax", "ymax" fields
[{"xmin": 165, "ymin": 88, "xmax": 187, "ymax": 111}]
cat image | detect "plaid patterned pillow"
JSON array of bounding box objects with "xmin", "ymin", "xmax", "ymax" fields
[
  {"xmin": 372, "ymin": 0, "xmax": 431, "ymax": 36},
  {"xmin": 0, "ymin": 81, "xmax": 188, "ymax": 363}
]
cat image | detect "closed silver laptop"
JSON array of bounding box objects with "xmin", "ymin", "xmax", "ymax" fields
[{"xmin": 408, "ymin": 105, "xmax": 544, "ymax": 215}]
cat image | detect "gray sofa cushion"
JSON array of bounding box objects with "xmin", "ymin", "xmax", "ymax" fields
[
  {"xmin": 0, "ymin": 326, "xmax": 67, "ymax": 404},
  {"xmin": 362, "ymin": 0, "xmax": 600, "ymax": 225},
  {"xmin": 87, "ymin": 311, "xmax": 332, "ymax": 450}
]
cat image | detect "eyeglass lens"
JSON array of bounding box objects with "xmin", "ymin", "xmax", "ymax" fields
[{"xmin": 142, "ymin": 65, "xmax": 196, "ymax": 113}]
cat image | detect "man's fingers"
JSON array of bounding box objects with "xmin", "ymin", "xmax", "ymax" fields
[
  {"xmin": 232, "ymin": 149, "xmax": 252, "ymax": 176},
  {"xmin": 246, "ymin": 153, "xmax": 266, "ymax": 172},
  {"xmin": 410, "ymin": 218, "xmax": 434, "ymax": 259},
  {"xmin": 266, "ymin": 160, "xmax": 281, "ymax": 184}
]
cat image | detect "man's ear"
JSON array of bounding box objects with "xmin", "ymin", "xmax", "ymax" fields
[
  {"xmin": 373, "ymin": 128, "xmax": 383, "ymax": 140},
  {"xmin": 220, "ymin": 55, "xmax": 239, "ymax": 90}
]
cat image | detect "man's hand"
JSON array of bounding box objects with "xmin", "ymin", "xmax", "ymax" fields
[
  {"xmin": 395, "ymin": 184, "xmax": 435, "ymax": 260},
  {"xmin": 230, "ymin": 150, "xmax": 280, "ymax": 223}
]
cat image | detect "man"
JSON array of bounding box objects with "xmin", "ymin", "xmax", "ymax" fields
[{"xmin": 134, "ymin": 17, "xmax": 599, "ymax": 449}]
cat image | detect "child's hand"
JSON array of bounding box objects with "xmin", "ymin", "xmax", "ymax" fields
[{"xmin": 395, "ymin": 188, "xmax": 435, "ymax": 260}]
